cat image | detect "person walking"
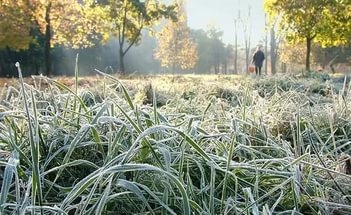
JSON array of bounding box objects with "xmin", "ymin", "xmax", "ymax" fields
[{"xmin": 252, "ymin": 46, "xmax": 265, "ymax": 76}]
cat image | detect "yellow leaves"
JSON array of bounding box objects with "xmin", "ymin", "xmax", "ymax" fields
[
  {"xmin": 264, "ymin": 0, "xmax": 351, "ymax": 48},
  {"xmin": 101, "ymin": 0, "xmax": 178, "ymax": 47},
  {"xmin": 0, "ymin": 0, "xmax": 107, "ymax": 50},
  {"xmin": 154, "ymin": 1, "xmax": 198, "ymax": 71},
  {"xmin": 0, "ymin": 0, "xmax": 34, "ymax": 50},
  {"xmin": 0, "ymin": 0, "xmax": 178, "ymax": 52},
  {"xmin": 147, "ymin": 0, "xmax": 157, "ymax": 11},
  {"xmin": 101, "ymin": 32, "xmax": 110, "ymax": 44},
  {"xmin": 0, "ymin": 35, "xmax": 34, "ymax": 51},
  {"xmin": 263, "ymin": 0, "xmax": 279, "ymax": 17},
  {"xmin": 279, "ymin": 42, "xmax": 306, "ymax": 64}
]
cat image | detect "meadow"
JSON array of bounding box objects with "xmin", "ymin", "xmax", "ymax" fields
[{"xmin": 0, "ymin": 69, "xmax": 351, "ymax": 214}]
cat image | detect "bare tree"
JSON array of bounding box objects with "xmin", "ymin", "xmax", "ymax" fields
[
  {"xmin": 240, "ymin": 6, "xmax": 252, "ymax": 74},
  {"xmin": 270, "ymin": 28, "xmax": 277, "ymax": 74},
  {"xmin": 269, "ymin": 20, "xmax": 283, "ymax": 75},
  {"xmin": 264, "ymin": 14, "xmax": 268, "ymax": 75},
  {"xmin": 233, "ymin": 18, "xmax": 238, "ymax": 74}
]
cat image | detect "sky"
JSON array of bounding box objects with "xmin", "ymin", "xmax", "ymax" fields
[{"xmin": 186, "ymin": 0, "xmax": 266, "ymax": 46}]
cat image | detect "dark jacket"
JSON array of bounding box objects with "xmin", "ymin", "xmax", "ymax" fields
[{"xmin": 252, "ymin": 50, "xmax": 265, "ymax": 67}]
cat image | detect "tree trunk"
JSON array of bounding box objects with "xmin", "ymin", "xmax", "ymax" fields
[
  {"xmin": 245, "ymin": 42, "xmax": 250, "ymax": 75},
  {"xmin": 264, "ymin": 14, "xmax": 268, "ymax": 75},
  {"xmin": 116, "ymin": 0, "xmax": 143, "ymax": 75},
  {"xmin": 270, "ymin": 28, "xmax": 277, "ymax": 75},
  {"xmin": 214, "ymin": 63, "xmax": 219, "ymax": 74},
  {"xmin": 223, "ymin": 61, "xmax": 227, "ymax": 74},
  {"xmin": 119, "ymin": 45, "xmax": 125, "ymax": 74},
  {"xmin": 44, "ymin": 2, "xmax": 51, "ymax": 76},
  {"xmin": 282, "ymin": 62, "xmax": 287, "ymax": 73},
  {"xmin": 306, "ymin": 37, "xmax": 312, "ymax": 71},
  {"xmin": 243, "ymin": 6, "xmax": 251, "ymax": 75},
  {"xmin": 234, "ymin": 19, "xmax": 238, "ymax": 74},
  {"xmin": 0, "ymin": 50, "xmax": 6, "ymax": 77}
]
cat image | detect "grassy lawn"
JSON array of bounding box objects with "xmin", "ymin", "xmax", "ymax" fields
[{"xmin": 0, "ymin": 71, "xmax": 351, "ymax": 214}]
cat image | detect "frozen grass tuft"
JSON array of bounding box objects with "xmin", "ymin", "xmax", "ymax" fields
[{"xmin": 0, "ymin": 72, "xmax": 351, "ymax": 214}]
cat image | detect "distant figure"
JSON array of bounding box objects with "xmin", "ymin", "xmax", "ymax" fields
[{"xmin": 252, "ymin": 46, "xmax": 265, "ymax": 76}]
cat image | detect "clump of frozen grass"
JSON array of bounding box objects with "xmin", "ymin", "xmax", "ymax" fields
[{"xmin": 0, "ymin": 70, "xmax": 350, "ymax": 214}]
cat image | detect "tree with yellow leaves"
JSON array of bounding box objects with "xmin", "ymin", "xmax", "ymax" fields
[
  {"xmin": 0, "ymin": 1, "xmax": 34, "ymax": 51},
  {"xmin": 0, "ymin": 0, "xmax": 104, "ymax": 76},
  {"xmin": 264, "ymin": 0, "xmax": 351, "ymax": 72},
  {"xmin": 154, "ymin": 0, "xmax": 198, "ymax": 73}
]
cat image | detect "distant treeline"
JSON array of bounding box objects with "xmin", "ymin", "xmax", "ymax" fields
[
  {"xmin": 0, "ymin": 36, "xmax": 159, "ymax": 77},
  {"xmin": 0, "ymin": 28, "xmax": 237, "ymax": 77},
  {"xmin": 1, "ymin": 34, "xmax": 350, "ymax": 78}
]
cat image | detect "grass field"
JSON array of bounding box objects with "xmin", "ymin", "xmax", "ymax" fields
[{"xmin": 1, "ymin": 70, "xmax": 351, "ymax": 214}]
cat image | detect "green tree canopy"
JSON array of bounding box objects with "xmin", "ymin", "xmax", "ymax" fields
[
  {"xmin": 207, "ymin": 27, "xmax": 225, "ymax": 74},
  {"xmin": 94, "ymin": 0, "xmax": 177, "ymax": 74},
  {"xmin": 191, "ymin": 28, "xmax": 228, "ymax": 74},
  {"xmin": 264, "ymin": 0, "xmax": 351, "ymax": 71}
]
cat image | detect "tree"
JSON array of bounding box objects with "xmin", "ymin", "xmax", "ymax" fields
[
  {"xmin": 264, "ymin": 14, "xmax": 268, "ymax": 75},
  {"xmin": 0, "ymin": 1, "xmax": 34, "ymax": 51},
  {"xmin": 191, "ymin": 29, "xmax": 213, "ymax": 73},
  {"xmin": 270, "ymin": 28, "xmax": 277, "ymax": 74},
  {"xmin": 154, "ymin": 0, "xmax": 198, "ymax": 73},
  {"xmin": 269, "ymin": 19, "xmax": 283, "ymax": 75},
  {"xmin": 233, "ymin": 18, "xmax": 239, "ymax": 74},
  {"xmin": 223, "ymin": 44, "xmax": 234, "ymax": 74},
  {"xmin": 279, "ymin": 42, "xmax": 308, "ymax": 72},
  {"xmin": 239, "ymin": 6, "xmax": 252, "ymax": 74},
  {"xmin": 98, "ymin": 0, "xmax": 177, "ymax": 74},
  {"xmin": 264, "ymin": 0, "xmax": 351, "ymax": 72},
  {"xmin": 0, "ymin": 0, "xmax": 102, "ymax": 76},
  {"xmin": 33, "ymin": 0, "xmax": 105, "ymax": 76},
  {"xmin": 207, "ymin": 27, "xmax": 225, "ymax": 74},
  {"xmin": 191, "ymin": 28, "xmax": 228, "ymax": 74},
  {"xmin": 317, "ymin": 1, "xmax": 351, "ymax": 47}
]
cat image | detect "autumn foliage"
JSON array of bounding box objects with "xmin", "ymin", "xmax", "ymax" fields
[
  {"xmin": 154, "ymin": 0, "xmax": 198, "ymax": 72},
  {"xmin": 0, "ymin": 0, "xmax": 178, "ymax": 75},
  {"xmin": 264, "ymin": 0, "xmax": 351, "ymax": 71}
]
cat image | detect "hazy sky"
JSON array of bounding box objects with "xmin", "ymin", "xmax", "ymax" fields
[{"xmin": 186, "ymin": 0, "xmax": 266, "ymax": 46}]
